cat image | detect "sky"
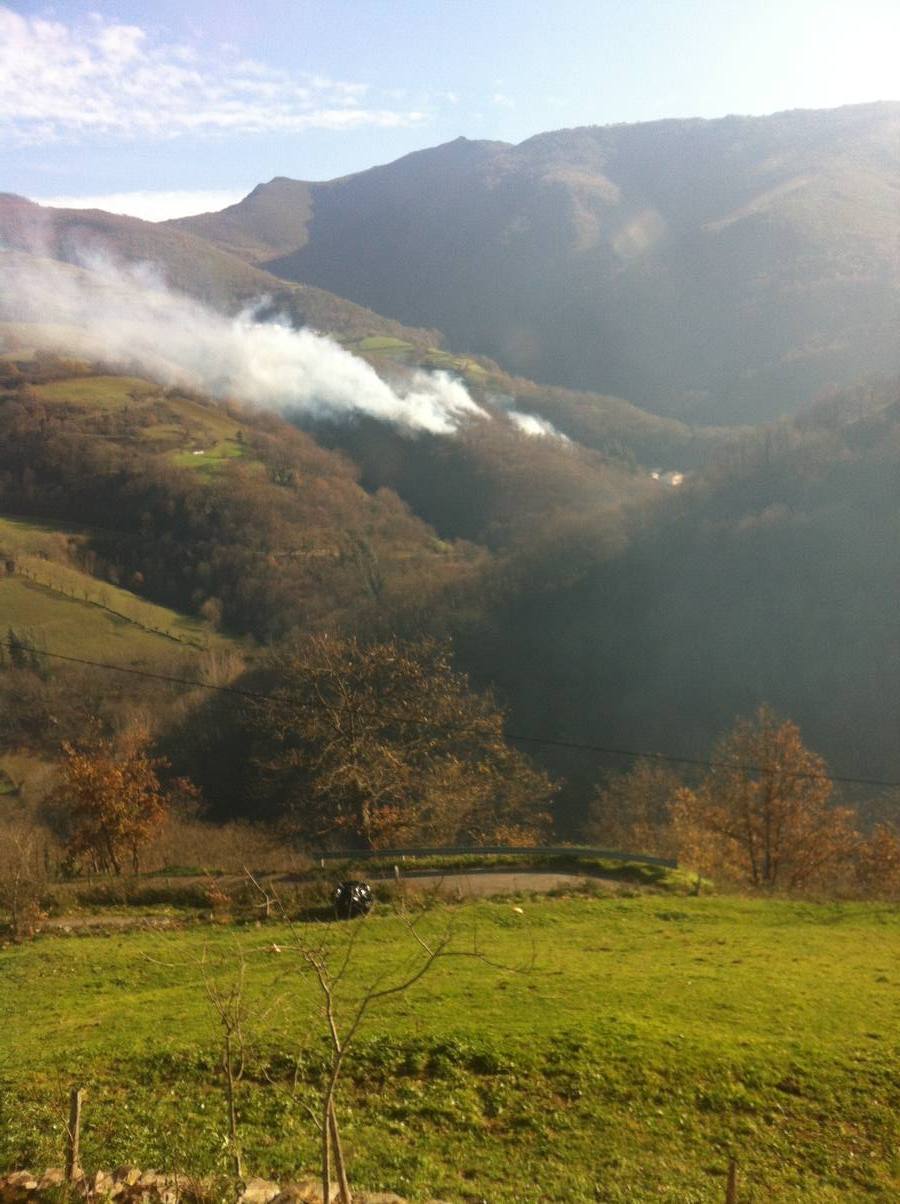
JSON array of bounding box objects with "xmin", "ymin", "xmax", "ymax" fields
[{"xmin": 2, "ymin": 0, "xmax": 899, "ymax": 221}]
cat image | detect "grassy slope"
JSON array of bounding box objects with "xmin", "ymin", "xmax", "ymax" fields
[
  {"xmin": 0, "ymin": 575, "xmax": 213, "ymax": 661},
  {"xmin": 1, "ymin": 896, "xmax": 897, "ymax": 1201},
  {"xmin": 0, "ymin": 511, "xmax": 226, "ymax": 660},
  {"xmin": 22, "ymin": 366, "xmax": 247, "ymax": 474}
]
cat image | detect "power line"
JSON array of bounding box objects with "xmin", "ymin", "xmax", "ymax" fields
[
  {"xmin": 2, "ymin": 638, "xmax": 899, "ymax": 792},
  {"xmin": 503, "ymin": 731, "xmax": 900, "ymax": 790}
]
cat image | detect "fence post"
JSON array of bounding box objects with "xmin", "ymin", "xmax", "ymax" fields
[
  {"xmin": 725, "ymin": 1157, "xmax": 737, "ymax": 1204},
  {"xmin": 66, "ymin": 1087, "xmax": 85, "ymax": 1181}
]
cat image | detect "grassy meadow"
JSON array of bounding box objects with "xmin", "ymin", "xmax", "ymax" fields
[
  {"xmin": 0, "ymin": 572, "xmax": 221, "ymax": 656},
  {"xmin": 27, "ymin": 373, "xmax": 247, "ymax": 475},
  {"xmin": 1, "ymin": 895, "xmax": 897, "ymax": 1202},
  {"xmin": 0, "ymin": 514, "xmax": 228, "ymax": 661}
]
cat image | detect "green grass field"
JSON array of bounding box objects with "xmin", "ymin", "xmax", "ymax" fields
[
  {"xmin": 31, "ymin": 376, "xmax": 160, "ymax": 410},
  {"xmin": 0, "ymin": 573, "xmax": 221, "ymax": 661},
  {"xmin": 0, "ymin": 513, "xmax": 88, "ymax": 549},
  {"xmin": 27, "ymin": 372, "xmax": 246, "ymax": 474},
  {"xmin": 1, "ymin": 896, "xmax": 896, "ymax": 1201},
  {"xmin": 356, "ymin": 336, "xmax": 415, "ymax": 353},
  {"xmin": 345, "ymin": 336, "xmax": 490, "ymax": 380}
]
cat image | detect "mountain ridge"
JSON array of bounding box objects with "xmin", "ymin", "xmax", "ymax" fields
[
  {"xmin": 0, "ymin": 194, "xmax": 443, "ymax": 348},
  {"xmin": 170, "ymin": 101, "xmax": 900, "ymax": 424}
]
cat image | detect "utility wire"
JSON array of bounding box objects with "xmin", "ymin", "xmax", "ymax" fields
[{"xmin": 2, "ymin": 638, "xmax": 899, "ymax": 791}]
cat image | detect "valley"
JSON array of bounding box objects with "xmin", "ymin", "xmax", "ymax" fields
[{"xmin": 2, "ymin": 77, "xmax": 900, "ymax": 1204}]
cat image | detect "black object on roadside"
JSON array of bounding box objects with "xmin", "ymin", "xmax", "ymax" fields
[{"xmin": 333, "ymin": 880, "xmax": 374, "ymax": 919}]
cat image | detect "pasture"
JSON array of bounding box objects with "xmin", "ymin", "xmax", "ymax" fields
[
  {"xmin": 0, "ymin": 569, "xmax": 221, "ymax": 660},
  {"xmin": 27, "ymin": 373, "xmax": 246, "ymax": 474},
  {"xmin": 1, "ymin": 895, "xmax": 897, "ymax": 1202}
]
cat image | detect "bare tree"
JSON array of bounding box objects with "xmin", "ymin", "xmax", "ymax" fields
[
  {"xmin": 202, "ymin": 948, "xmax": 250, "ymax": 1179},
  {"xmin": 247, "ymin": 872, "xmax": 511, "ymax": 1204},
  {"xmin": 0, "ymin": 816, "xmax": 51, "ymax": 940}
]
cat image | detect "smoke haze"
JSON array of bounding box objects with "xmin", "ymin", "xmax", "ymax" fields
[
  {"xmin": 508, "ymin": 409, "xmax": 570, "ymax": 441},
  {"xmin": 0, "ymin": 251, "xmax": 486, "ymax": 434}
]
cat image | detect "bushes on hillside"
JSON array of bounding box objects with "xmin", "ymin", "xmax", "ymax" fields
[{"xmin": 587, "ymin": 706, "xmax": 900, "ymax": 898}]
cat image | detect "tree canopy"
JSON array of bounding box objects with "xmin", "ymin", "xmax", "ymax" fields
[
  {"xmin": 671, "ymin": 706, "xmax": 857, "ymax": 890},
  {"xmin": 242, "ymin": 634, "xmax": 555, "ymax": 849}
]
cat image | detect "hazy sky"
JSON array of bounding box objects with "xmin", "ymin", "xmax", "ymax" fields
[{"xmin": 3, "ymin": 0, "xmax": 899, "ymax": 220}]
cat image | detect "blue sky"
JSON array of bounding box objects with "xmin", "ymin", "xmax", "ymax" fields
[{"xmin": 2, "ymin": 0, "xmax": 899, "ymax": 219}]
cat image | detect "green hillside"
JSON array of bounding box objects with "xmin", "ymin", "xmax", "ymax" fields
[
  {"xmin": 0, "ymin": 342, "xmax": 483, "ymax": 643},
  {"xmin": 0, "ymin": 528, "xmax": 225, "ymax": 662},
  {"xmin": 2, "ymin": 896, "xmax": 897, "ymax": 1202}
]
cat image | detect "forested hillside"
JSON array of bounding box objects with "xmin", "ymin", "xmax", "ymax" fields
[
  {"xmin": 174, "ymin": 102, "xmax": 900, "ymax": 423},
  {"xmin": 3, "ymin": 327, "xmax": 898, "ymax": 838},
  {"xmin": 444, "ymin": 379, "xmax": 900, "ymax": 817},
  {"xmin": 0, "ymin": 345, "xmax": 478, "ymax": 640},
  {"xmin": 2, "ymin": 139, "xmax": 899, "ymax": 847}
]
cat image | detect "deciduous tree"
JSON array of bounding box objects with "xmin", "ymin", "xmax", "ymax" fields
[
  {"xmin": 585, "ymin": 758, "xmax": 682, "ymax": 857},
  {"xmin": 48, "ymin": 734, "xmax": 171, "ymax": 874},
  {"xmin": 671, "ymin": 706, "xmax": 856, "ymax": 889},
  {"xmin": 245, "ymin": 634, "xmax": 554, "ymax": 848}
]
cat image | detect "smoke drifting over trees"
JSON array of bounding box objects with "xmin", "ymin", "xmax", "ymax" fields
[{"xmin": 0, "ymin": 250, "xmax": 485, "ymax": 434}]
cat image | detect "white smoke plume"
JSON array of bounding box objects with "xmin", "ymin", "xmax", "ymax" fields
[
  {"xmin": 508, "ymin": 409, "xmax": 570, "ymax": 442},
  {"xmin": 0, "ymin": 251, "xmax": 486, "ymax": 434}
]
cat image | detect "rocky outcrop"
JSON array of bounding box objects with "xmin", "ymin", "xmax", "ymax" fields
[{"xmin": 0, "ymin": 1170, "xmax": 447, "ymax": 1204}]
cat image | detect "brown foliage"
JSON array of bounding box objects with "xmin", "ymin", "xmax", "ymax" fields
[
  {"xmin": 0, "ymin": 815, "xmax": 53, "ymax": 939},
  {"xmin": 245, "ymin": 634, "xmax": 555, "ymax": 849},
  {"xmin": 671, "ymin": 706, "xmax": 857, "ymax": 890},
  {"xmin": 852, "ymin": 823, "xmax": 900, "ymax": 899},
  {"xmin": 142, "ymin": 816, "xmax": 307, "ymax": 876},
  {"xmin": 586, "ymin": 758, "xmax": 681, "ymax": 858},
  {"xmin": 47, "ymin": 735, "xmax": 171, "ymax": 874}
]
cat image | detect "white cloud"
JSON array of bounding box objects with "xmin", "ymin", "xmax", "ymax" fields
[
  {"xmin": 0, "ymin": 6, "xmax": 426, "ymax": 145},
  {"xmin": 28, "ymin": 189, "xmax": 252, "ymax": 222},
  {"xmin": 491, "ymin": 92, "xmax": 516, "ymax": 109}
]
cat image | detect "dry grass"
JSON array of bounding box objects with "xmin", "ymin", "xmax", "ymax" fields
[{"xmin": 143, "ymin": 817, "xmax": 308, "ymax": 877}]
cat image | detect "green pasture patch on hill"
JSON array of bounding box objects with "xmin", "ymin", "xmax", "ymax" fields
[
  {"xmin": 0, "ymin": 574, "xmax": 218, "ymax": 661},
  {"xmin": 356, "ymin": 336, "xmax": 414, "ymax": 353},
  {"xmin": 169, "ymin": 439, "xmax": 245, "ymax": 475},
  {"xmin": 0, "ymin": 513, "xmax": 86, "ymax": 556},
  {"xmin": 1, "ymin": 896, "xmax": 896, "ymax": 1201},
  {"xmin": 127, "ymin": 393, "xmax": 247, "ymax": 472},
  {"xmin": 21, "ymin": 365, "xmax": 249, "ymax": 473},
  {"xmin": 420, "ymin": 348, "xmax": 489, "ymax": 379},
  {"xmin": 31, "ymin": 375, "xmax": 160, "ymax": 410},
  {"xmin": 160, "ymin": 395, "xmax": 244, "ymax": 440}
]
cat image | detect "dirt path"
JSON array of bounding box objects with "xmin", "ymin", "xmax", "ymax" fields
[{"xmin": 382, "ymin": 868, "xmax": 610, "ymax": 897}]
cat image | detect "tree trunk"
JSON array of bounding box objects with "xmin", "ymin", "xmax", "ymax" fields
[
  {"xmin": 329, "ymin": 1102, "xmax": 351, "ymax": 1204},
  {"xmin": 223, "ymin": 1035, "xmax": 243, "ymax": 1178},
  {"xmin": 321, "ymin": 1100, "xmax": 331, "ymax": 1204}
]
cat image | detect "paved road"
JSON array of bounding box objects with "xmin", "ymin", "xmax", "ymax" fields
[{"xmin": 384, "ymin": 868, "xmax": 610, "ymax": 897}]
